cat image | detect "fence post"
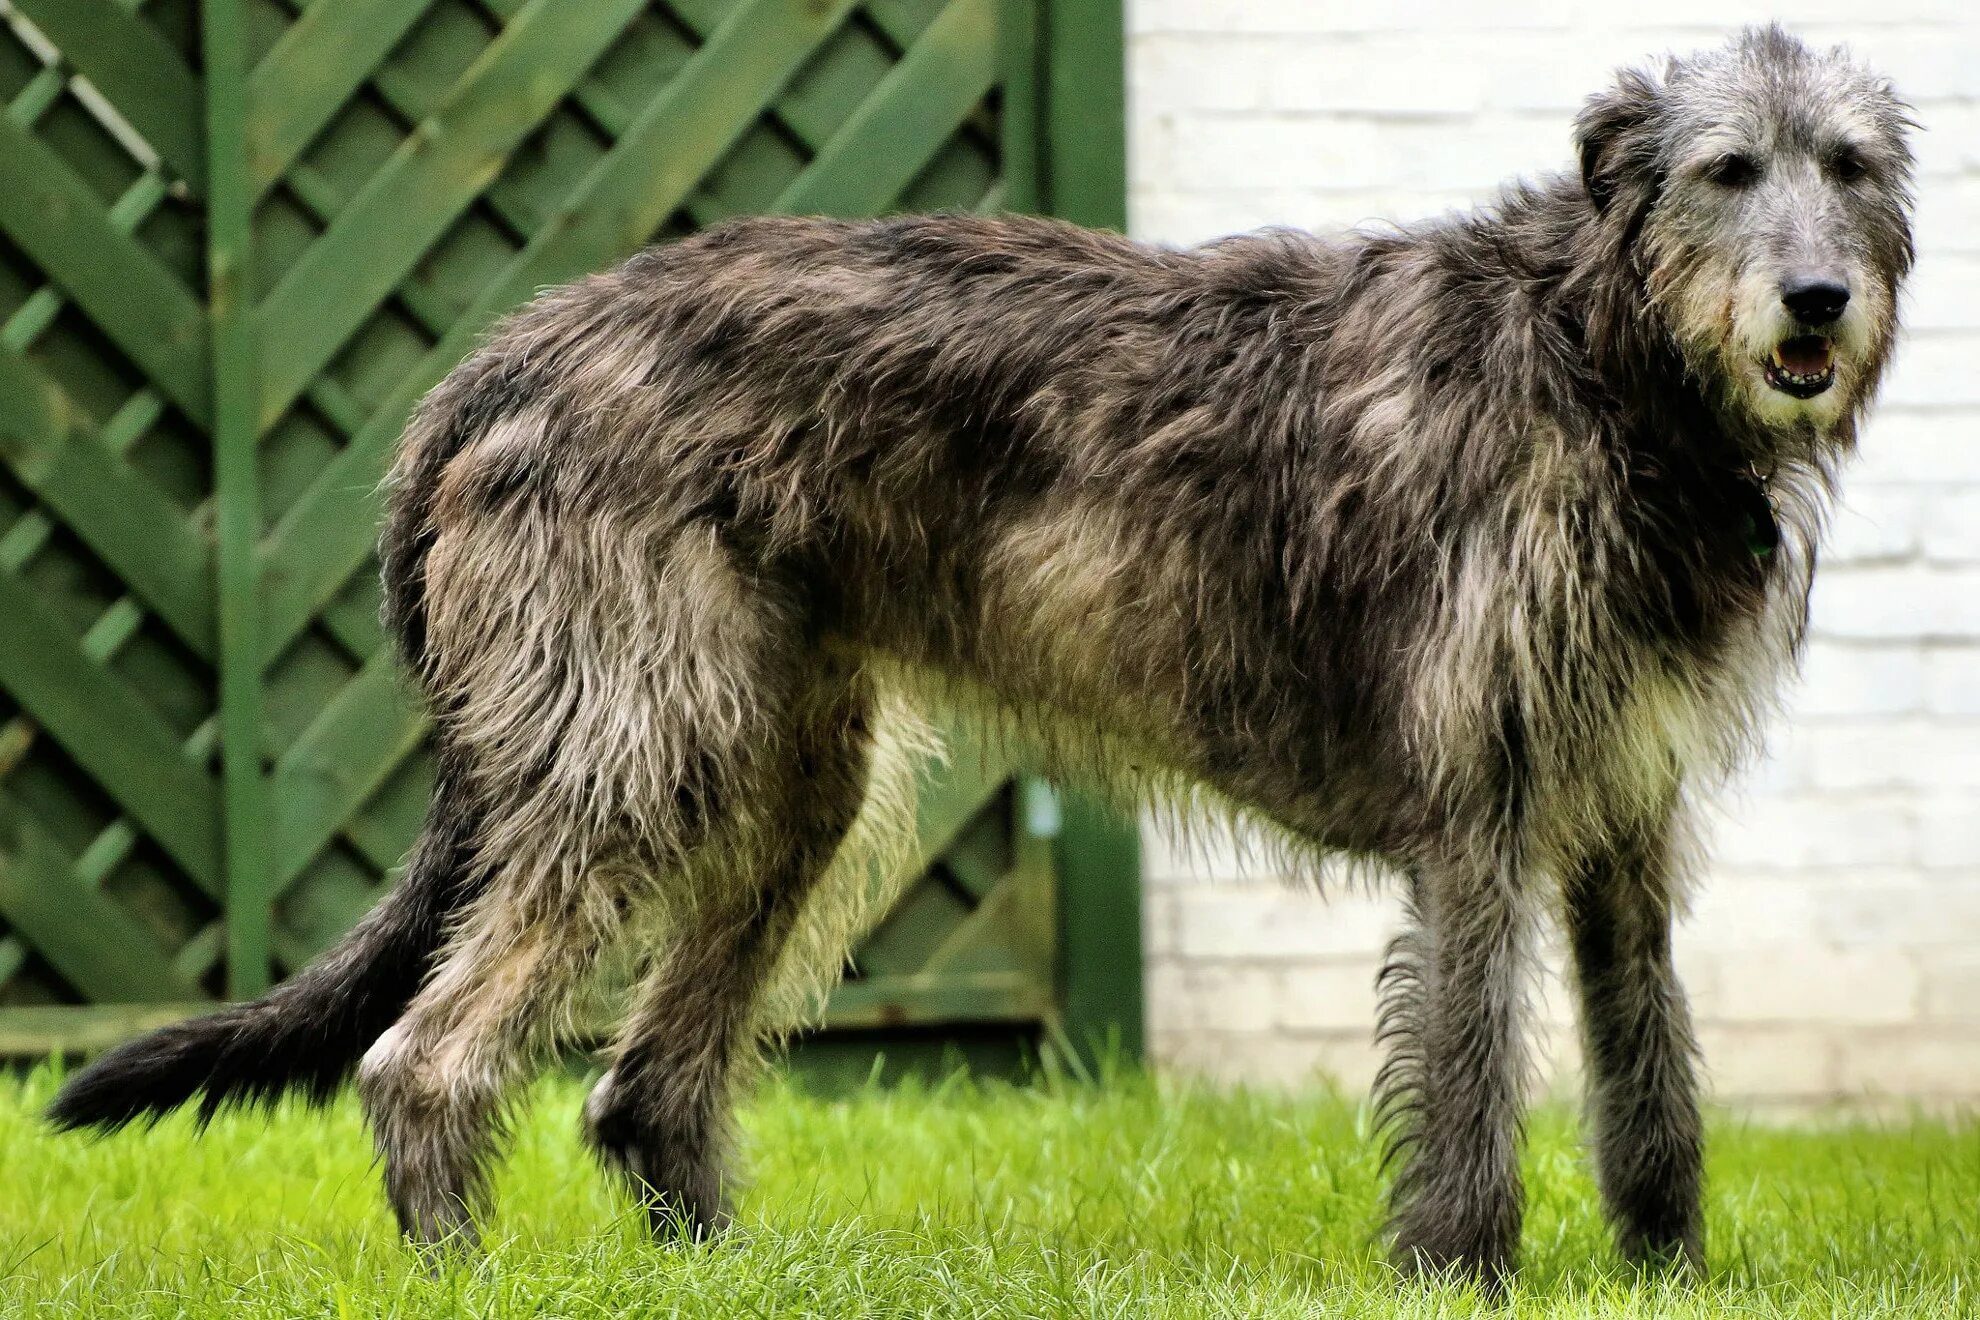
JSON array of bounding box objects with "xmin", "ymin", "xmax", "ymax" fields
[
  {"xmin": 1054, "ymin": 794, "xmax": 1143, "ymax": 1067},
  {"xmin": 204, "ymin": 0, "xmax": 270, "ymax": 999},
  {"xmin": 1043, "ymin": 0, "xmax": 1126, "ymax": 231},
  {"xmin": 1041, "ymin": 0, "xmax": 1140, "ymax": 1068}
]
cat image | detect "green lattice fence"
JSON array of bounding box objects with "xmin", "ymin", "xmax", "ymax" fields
[{"xmin": 0, "ymin": 0, "xmax": 1140, "ymax": 1067}]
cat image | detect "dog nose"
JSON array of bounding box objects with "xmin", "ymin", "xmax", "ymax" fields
[{"xmin": 1781, "ymin": 275, "xmax": 1850, "ymax": 325}]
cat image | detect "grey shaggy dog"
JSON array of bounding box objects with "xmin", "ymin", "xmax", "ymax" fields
[{"xmin": 53, "ymin": 26, "xmax": 1914, "ymax": 1287}]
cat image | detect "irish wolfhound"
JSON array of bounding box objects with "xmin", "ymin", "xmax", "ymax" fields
[{"xmin": 53, "ymin": 25, "xmax": 1912, "ymax": 1285}]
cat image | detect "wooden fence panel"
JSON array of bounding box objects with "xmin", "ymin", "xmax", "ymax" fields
[{"xmin": 0, "ymin": 0, "xmax": 1138, "ymax": 1068}]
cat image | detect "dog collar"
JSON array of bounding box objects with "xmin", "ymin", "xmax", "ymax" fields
[{"xmin": 1737, "ymin": 465, "xmax": 1779, "ymax": 560}]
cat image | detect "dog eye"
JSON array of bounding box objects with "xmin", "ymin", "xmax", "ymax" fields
[
  {"xmin": 1829, "ymin": 149, "xmax": 1869, "ymax": 183},
  {"xmin": 1703, "ymin": 153, "xmax": 1759, "ymax": 187}
]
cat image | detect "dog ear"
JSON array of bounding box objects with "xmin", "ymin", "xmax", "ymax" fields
[{"xmin": 1575, "ymin": 67, "xmax": 1663, "ymax": 214}]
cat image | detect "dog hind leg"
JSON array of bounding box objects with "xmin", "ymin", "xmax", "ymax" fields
[
  {"xmin": 584, "ymin": 672, "xmax": 875, "ymax": 1240},
  {"xmin": 356, "ymin": 862, "xmax": 624, "ymax": 1251},
  {"xmin": 358, "ymin": 516, "xmax": 814, "ymax": 1250}
]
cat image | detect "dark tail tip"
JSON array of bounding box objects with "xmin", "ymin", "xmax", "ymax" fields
[
  {"xmin": 46, "ymin": 1008, "xmax": 262, "ymax": 1133},
  {"xmin": 45, "ymin": 998, "xmax": 356, "ymax": 1134}
]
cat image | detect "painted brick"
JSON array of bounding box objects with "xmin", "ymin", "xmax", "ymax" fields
[
  {"xmin": 1901, "ymin": 257, "xmax": 1980, "ymax": 333},
  {"xmin": 1918, "ymin": 801, "xmax": 1980, "ymax": 869},
  {"xmin": 1910, "ymin": 178, "xmax": 1980, "ymax": 256},
  {"xmin": 1921, "ymin": 488, "xmax": 1980, "ymax": 565},
  {"xmin": 1925, "ymin": 647, "xmax": 1980, "ymax": 715},
  {"xmin": 1834, "ymin": 1031, "xmax": 1980, "ymax": 1097},
  {"xmin": 1809, "ymin": 568, "xmax": 1980, "ymax": 641},
  {"xmin": 1682, "ymin": 875, "xmax": 1828, "ymax": 946},
  {"xmin": 1812, "ymin": 877, "xmax": 1980, "ymax": 945},
  {"xmin": 1168, "ymin": 113, "xmax": 1393, "ymax": 192},
  {"xmin": 1150, "ymin": 1031, "xmax": 1385, "ymax": 1094},
  {"xmin": 1132, "ymin": 0, "xmax": 1581, "ymax": 37},
  {"xmin": 1790, "ymin": 642, "xmax": 1924, "ymax": 717},
  {"xmin": 1134, "ymin": 36, "xmax": 1276, "ymax": 111},
  {"xmin": 1173, "ymin": 886, "xmax": 1397, "ymax": 962},
  {"xmin": 1920, "ymin": 948, "xmax": 1980, "ymax": 1021},
  {"xmin": 1880, "ymin": 333, "xmax": 1980, "ymax": 408},
  {"xmin": 1276, "ymin": 960, "xmax": 1383, "ymax": 1033},
  {"xmin": 1826, "ymin": 487, "xmax": 1922, "ymax": 564},
  {"xmin": 1806, "ymin": 721, "xmax": 1980, "ymax": 791},
  {"xmin": 1706, "ymin": 797, "xmax": 1915, "ymax": 869},
  {"xmin": 1711, "ymin": 947, "xmax": 1922, "ymax": 1025},
  {"xmin": 1161, "ymin": 964, "xmax": 1281, "ymax": 1035},
  {"xmin": 1854, "ymin": 411, "xmax": 1980, "ymax": 484},
  {"xmin": 1696, "ymin": 1026, "xmax": 1837, "ymax": 1101}
]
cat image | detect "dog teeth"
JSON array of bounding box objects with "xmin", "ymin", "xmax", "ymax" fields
[{"xmin": 1767, "ymin": 348, "xmax": 1832, "ymax": 387}]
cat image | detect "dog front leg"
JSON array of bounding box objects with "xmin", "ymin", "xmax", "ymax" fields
[
  {"xmin": 1564, "ymin": 803, "xmax": 1705, "ymax": 1273},
  {"xmin": 1377, "ymin": 854, "xmax": 1533, "ymax": 1288}
]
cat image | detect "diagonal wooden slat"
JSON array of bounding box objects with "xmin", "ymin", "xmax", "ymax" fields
[
  {"xmin": 886, "ymin": 729, "xmax": 1011, "ymax": 889},
  {"xmin": 251, "ymin": 0, "xmax": 649, "ymax": 430},
  {"xmin": 268, "ymin": 651, "xmax": 424, "ymax": 895},
  {"xmin": 0, "ymin": 791, "xmax": 202, "ymax": 1003},
  {"xmin": 255, "ymin": 0, "xmax": 864, "ymax": 667},
  {"xmin": 920, "ymin": 863, "xmax": 1048, "ymax": 977},
  {"xmin": 339, "ymin": 777, "xmax": 429, "ymax": 878},
  {"xmin": 0, "ymin": 113, "xmax": 211, "ymax": 427},
  {"xmin": 10, "ymin": 0, "xmax": 206, "ymax": 191},
  {"xmin": 0, "ymin": 937, "xmax": 26, "ymax": 988},
  {"xmin": 0, "ymin": 566, "xmax": 220, "ymax": 895},
  {"xmin": 775, "ymin": 0, "xmax": 997, "ymax": 217},
  {"xmin": 0, "ymin": 348, "xmax": 216, "ymax": 657},
  {"xmin": 244, "ymin": 0, "xmax": 436, "ymax": 202}
]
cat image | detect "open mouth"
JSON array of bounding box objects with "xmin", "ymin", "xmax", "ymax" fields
[{"xmin": 1764, "ymin": 335, "xmax": 1835, "ymax": 398}]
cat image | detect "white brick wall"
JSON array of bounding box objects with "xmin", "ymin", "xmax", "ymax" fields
[{"xmin": 1128, "ymin": 0, "xmax": 1980, "ymax": 1105}]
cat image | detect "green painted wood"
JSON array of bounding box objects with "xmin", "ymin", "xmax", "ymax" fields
[
  {"xmin": 822, "ymin": 971, "xmax": 1051, "ymax": 1030},
  {"xmin": 244, "ymin": 0, "xmax": 434, "ymax": 201},
  {"xmin": 255, "ymin": 0, "xmax": 864, "ymax": 664},
  {"xmin": 857, "ymin": 878, "xmax": 977, "ymax": 977},
  {"xmin": 997, "ymin": 0, "xmax": 1040, "ymax": 214},
  {"xmin": 923, "ymin": 855, "xmax": 1051, "ymax": 978},
  {"xmin": 1039, "ymin": 1, "xmax": 1139, "ymax": 1069},
  {"xmin": 863, "ymin": 0, "xmax": 957, "ymax": 51},
  {"xmin": 1054, "ymin": 792, "xmax": 1143, "ymax": 1066},
  {"xmin": 665, "ymin": 0, "xmax": 888, "ymax": 153},
  {"xmin": 775, "ymin": 0, "xmax": 998, "ymax": 217},
  {"xmin": 10, "ymin": 0, "xmax": 207, "ymax": 191},
  {"xmin": 251, "ymin": 0, "xmax": 648, "ymax": 430},
  {"xmin": 1044, "ymin": 0, "xmax": 1126, "ymax": 231},
  {"xmin": 0, "ymin": 792, "xmax": 199, "ymax": 1003},
  {"xmin": 269, "ymin": 651, "xmax": 423, "ymax": 894},
  {"xmin": 0, "ymin": 1004, "xmax": 215, "ymax": 1055},
  {"xmin": 0, "ymin": 348, "xmax": 215, "ymax": 656},
  {"xmin": 206, "ymin": 0, "xmax": 270, "ymax": 997},
  {"xmin": 0, "ymin": 566, "xmax": 221, "ymax": 893},
  {"xmin": 891, "ymin": 737, "xmax": 1012, "ymax": 888},
  {"xmin": 0, "ymin": 112, "xmax": 211, "ymax": 426},
  {"xmin": 938, "ymin": 805, "xmax": 1011, "ymax": 900}
]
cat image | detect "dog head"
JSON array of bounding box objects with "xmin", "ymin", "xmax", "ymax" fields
[{"xmin": 1576, "ymin": 26, "xmax": 1915, "ymax": 450}]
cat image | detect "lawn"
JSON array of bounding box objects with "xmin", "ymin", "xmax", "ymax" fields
[{"xmin": 0, "ymin": 1061, "xmax": 1973, "ymax": 1318}]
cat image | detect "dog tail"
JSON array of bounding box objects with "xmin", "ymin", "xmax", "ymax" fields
[
  {"xmin": 47, "ymin": 361, "xmax": 500, "ymax": 1135},
  {"xmin": 46, "ymin": 765, "xmax": 478, "ymax": 1131}
]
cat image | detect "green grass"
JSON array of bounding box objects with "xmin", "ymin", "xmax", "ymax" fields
[{"xmin": 0, "ymin": 1063, "xmax": 1974, "ymax": 1317}]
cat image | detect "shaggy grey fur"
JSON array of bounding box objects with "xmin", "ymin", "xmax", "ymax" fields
[{"xmin": 53, "ymin": 26, "xmax": 1913, "ymax": 1286}]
